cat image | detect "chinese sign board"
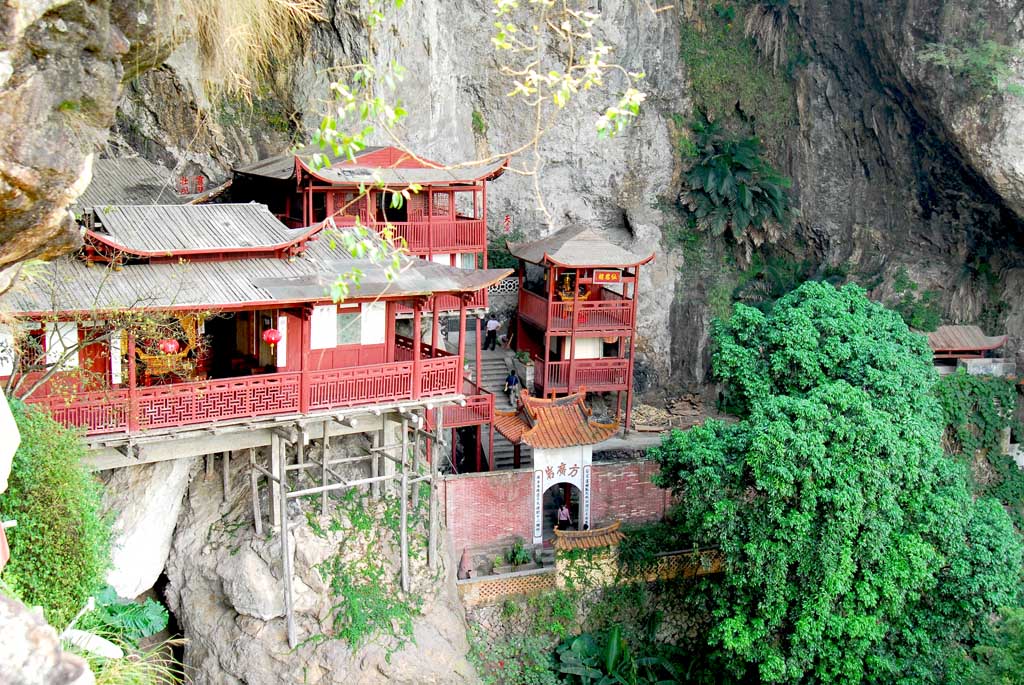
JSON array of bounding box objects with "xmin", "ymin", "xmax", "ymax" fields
[
  {"xmin": 531, "ymin": 445, "xmax": 593, "ymax": 544},
  {"xmin": 593, "ymin": 269, "xmax": 621, "ymax": 284}
]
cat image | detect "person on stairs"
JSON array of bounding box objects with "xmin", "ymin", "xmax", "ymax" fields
[
  {"xmin": 504, "ymin": 368, "xmax": 521, "ymax": 404},
  {"xmin": 557, "ymin": 503, "xmax": 573, "ymax": 531},
  {"xmin": 483, "ymin": 314, "xmax": 500, "ymax": 351}
]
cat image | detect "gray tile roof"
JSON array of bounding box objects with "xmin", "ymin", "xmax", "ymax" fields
[
  {"xmin": 303, "ymin": 159, "xmax": 508, "ymax": 186},
  {"xmin": 507, "ymin": 225, "xmax": 655, "ymax": 267},
  {"xmin": 4, "ymin": 234, "xmax": 512, "ymax": 315},
  {"xmin": 232, "ymin": 145, "xmax": 381, "ymax": 180},
  {"xmin": 91, "ymin": 204, "xmax": 306, "ymax": 255},
  {"xmin": 74, "ymin": 158, "xmax": 195, "ymax": 211}
]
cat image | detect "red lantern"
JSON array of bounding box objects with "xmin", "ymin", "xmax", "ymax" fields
[
  {"xmin": 262, "ymin": 328, "xmax": 282, "ymax": 350},
  {"xmin": 157, "ymin": 338, "xmax": 180, "ymax": 355}
]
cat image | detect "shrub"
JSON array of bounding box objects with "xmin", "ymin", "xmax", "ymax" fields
[
  {"xmin": 0, "ymin": 401, "xmax": 111, "ymax": 627},
  {"xmin": 681, "ymin": 118, "xmax": 796, "ymax": 249}
]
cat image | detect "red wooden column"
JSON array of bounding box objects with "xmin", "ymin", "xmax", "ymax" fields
[
  {"xmin": 457, "ymin": 295, "xmax": 469, "ymax": 362},
  {"xmin": 624, "ymin": 264, "xmax": 640, "ymax": 433},
  {"xmin": 299, "ymin": 309, "xmax": 311, "ymax": 413},
  {"xmin": 543, "ymin": 265, "xmax": 556, "ymax": 397},
  {"xmin": 567, "ymin": 268, "xmax": 580, "ymax": 394},
  {"xmin": 431, "ymin": 295, "xmax": 440, "ymax": 356},
  {"xmin": 127, "ymin": 332, "xmax": 139, "ymax": 432},
  {"xmin": 474, "ymin": 314, "xmax": 482, "ymax": 387},
  {"xmin": 514, "ymin": 258, "xmax": 524, "ymax": 355},
  {"xmin": 412, "ymin": 299, "xmax": 423, "ymax": 400}
]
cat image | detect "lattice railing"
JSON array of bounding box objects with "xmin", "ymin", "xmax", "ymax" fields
[
  {"xmin": 457, "ymin": 567, "xmax": 557, "ymax": 607},
  {"xmin": 29, "ymin": 389, "xmax": 130, "ymax": 435},
  {"xmin": 308, "ymin": 363, "xmax": 414, "ymax": 409},
  {"xmin": 418, "ymin": 356, "xmax": 462, "ymax": 398},
  {"xmin": 446, "ymin": 380, "xmax": 494, "ymax": 428},
  {"xmin": 367, "ymin": 218, "xmax": 485, "ymax": 254},
  {"xmin": 137, "ymin": 373, "xmax": 301, "ymax": 430}
]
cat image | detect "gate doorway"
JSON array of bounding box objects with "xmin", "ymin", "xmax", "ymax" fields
[{"xmin": 541, "ymin": 482, "xmax": 581, "ymax": 541}]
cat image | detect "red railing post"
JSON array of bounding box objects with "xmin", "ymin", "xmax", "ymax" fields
[
  {"xmin": 412, "ymin": 299, "xmax": 422, "ymax": 400},
  {"xmin": 126, "ymin": 333, "xmax": 139, "ymax": 432},
  {"xmin": 299, "ymin": 310, "xmax": 311, "ymax": 413}
]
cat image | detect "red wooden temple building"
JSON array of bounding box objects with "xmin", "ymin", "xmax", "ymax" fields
[
  {"xmin": 507, "ymin": 225, "xmax": 653, "ymax": 432},
  {"xmin": 0, "ymin": 203, "xmax": 510, "ymax": 439}
]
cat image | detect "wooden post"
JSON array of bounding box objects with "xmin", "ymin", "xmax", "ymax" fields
[
  {"xmin": 488, "ymin": 399, "xmax": 495, "ymax": 471},
  {"xmin": 222, "ymin": 451, "xmax": 230, "ymax": 503},
  {"xmin": 428, "ymin": 406, "xmax": 443, "ymax": 570},
  {"xmin": 270, "ymin": 434, "xmax": 282, "ymax": 528},
  {"xmin": 127, "ymin": 332, "xmax": 139, "ymax": 432},
  {"xmin": 412, "ymin": 300, "xmax": 422, "ymax": 400},
  {"xmin": 567, "ymin": 268, "xmax": 580, "ymax": 393},
  {"xmin": 475, "ymin": 424, "xmax": 482, "ymax": 473},
  {"xmin": 400, "ymin": 417, "xmax": 410, "ymax": 593},
  {"xmin": 321, "ymin": 421, "xmax": 329, "ymax": 516},
  {"xmin": 431, "ymin": 295, "xmax": 440, "ymax": 356},
  {"xmin": 624, "ymin": 264, "xmax": 640, "ymax": 433},
  {"xmin": 457, "ymin": 296, "xmax": 468, "ymax": 363},
  {"xmin": 412, "ymin": 411, "xmax": 421, "ymax": 509},
  {"xmin": 249, "ymin": 448, "xmax": 263, "ymax": 536},
  {"xmin": 377, "ymin": 422, "xmax": 386, "ymax": 496},
  {"xmin": 299, "ymin": 309, "xmax": 311, "ymax": 413},
  {"xmin": 279, "ymin": 459, "xmax": 296, "ymax": 648},
  {"xmin": 474, "ymin": 315, "xmax": 482, "ymax": 384}
]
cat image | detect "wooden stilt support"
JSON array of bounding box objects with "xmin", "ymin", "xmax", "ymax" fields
[
  {"xmin": 428, "ymin": 407, "xmax": 443, "ymax": 570},
  {"xmin": 249, "ymin": 448, "xmax": 262, "ymax": 537},
  {"xmin": 411, "ymin": 411, "xmax": 421, "ymax": 509},
  {"xmin": 400, "ymin": 416, "xmax": 410, "ymax": 593},
  {"xmin": 206, "ymin": 453, "xmax": 214, "ymax": 479},
  {"xmin": 320, "ymin": 421, "xmax": 329, "ymax": 518},
  {"xmin": 279, "ymin": 459, "xmax": 296, "ymax": 648},
  {"xmin": 271, "ymin": 435, "xmax": 284, "ymax": 527},
  {"xmin": 222, "ymin": 451, "xmax": 230, "ymax": 503}
]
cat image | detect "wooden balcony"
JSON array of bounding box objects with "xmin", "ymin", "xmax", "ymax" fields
[
  {"xmin": 366, "ymin": 217, "xmax": 485, "ymax": 255},
  {"xmin": 535, "ymin": 358, "xmax": 630, "ymax": 394},
  {"xmin": 445, "ymin": 380, "xmax": 494, "ymax": 428},
  {"xmin": 395, "ymin": 288, "xmax": 487, "ymax": 316},
  {"xmin": 29, "ymin": 351, "xmax": 464, "ymax": 437},
  {"xmin": 518, "ymin": 289, "xmax": 634, "ymax": 334}
]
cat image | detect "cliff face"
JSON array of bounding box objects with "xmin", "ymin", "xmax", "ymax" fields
[{"xmin": 3, "ymin": 0, "xmax": 1023, "ymax": 383}]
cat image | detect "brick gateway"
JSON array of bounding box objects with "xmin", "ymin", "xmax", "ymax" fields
[{"xmin": 441, "ymin": 457, "xmax": 670, "ymax": 553}]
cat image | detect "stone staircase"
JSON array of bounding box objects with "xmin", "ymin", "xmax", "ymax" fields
[{"xmin": 470, "ymin": 348, "xmax": 532, "ymax": 470}]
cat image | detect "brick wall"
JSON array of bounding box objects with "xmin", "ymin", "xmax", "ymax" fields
[
  {"xmin": 589, "ymin": 460, "xmax": 670, "ymax": 527},
  {"xmin": 443, "ymin": 470, "xmax": 534, "ymax": 553},
  {"xmin": 443, "ymin": 459, "xmax": 669, "ymax": 553}
]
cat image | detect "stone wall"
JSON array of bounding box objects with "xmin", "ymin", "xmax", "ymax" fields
[{"xmin": 442, "ymin": 458, "xmax": 669, "ymax": 553}]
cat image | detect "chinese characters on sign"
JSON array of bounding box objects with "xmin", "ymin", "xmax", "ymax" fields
[
  {"xmin": 533, "ymin": 470, "xmax": 544, "ymax": 542},
  {"xmin": 593, "ymin": 269, "xmax": 622, "ymax": 284},
  {"xmin": 582, "ymin": 466, "xmax": 592, "ymax": 528}
]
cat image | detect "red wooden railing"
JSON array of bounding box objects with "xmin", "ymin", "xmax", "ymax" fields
[
  {"xmin": 540, "ymin": 358, "xmax": 630, "ymax": 393},
  {"xmin": 137, "ymin": 373, "xmax": 302, "ymax": 430},
  {"xmin": 445, "ymin": 380, "xmax": 494, "ymax": 428},
  {"xmin": 309, "ymin": 363, "xmax": 414, "ymax": 409},
  {"xmin": 394, "ymin": 334, "xmax": 453, "ymax": 361},
  {"xmin": 29, "ymin": 389, "xmax": 130, "ymax": 434},
  {"xmin": 366, "ymin": 218, "xmax": 485, "ymax": 254},
  {"xmin": 29, "ymin": 353, "xmax": 466, "ymax": 436},
  {"xmin": 518, "ymin": 290, "xmax": 634, "ymax": 332}
]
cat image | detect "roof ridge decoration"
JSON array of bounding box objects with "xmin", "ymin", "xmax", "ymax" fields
[
  {"xmin": 493, "ymin": 386, "xmax": 619, "ymax": 449},
  {"xmin": 506, "ymin": 224, "xmax": 655, "ymax": 268}
]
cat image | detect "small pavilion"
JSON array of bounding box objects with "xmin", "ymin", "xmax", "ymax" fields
[
  {"xmin": 507, "ymin": 225, "xmax": 654, "ymax": 432},
  {"xmin": 493, "ymin": 387, "xmax": 618, "ymax": 543},
  {"xmin": 926, "ymin": 325, "xmax": 1008, "ymax": 360}
]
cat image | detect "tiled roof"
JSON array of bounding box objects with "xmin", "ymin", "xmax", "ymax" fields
[
  {"xmin": 74, "ymin": 157, "xmax": 196, "ymax": 211},
  {"xmin": 553, "ymin": 521, "xmax": 625, "ymax": 551},
  {"xmin": 493, "ymin": 387, "xmax": 619, "ymax": 448},
  {"xmin": 232, "ymin": 145, "xmax": 377, "ymax": 180},
  {"xmin": 927, "ymin": 325, "xmax": 1007, "ymax": 353},
  {"xmin": 507, "ymin": 224, "xmax": 654, "ymax": 268}
]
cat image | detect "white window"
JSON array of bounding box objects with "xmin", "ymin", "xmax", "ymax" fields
[
  {"xmin": 458, "ymin": 253, "xmax": 476, "ymax": 270},
  {"xmin": 45, "ymin": 322, "xmax": 79, "ymax": 369},
  {"xmin": 361, "ymin": 303, "xmax": 386, "ymax": 345},
  {"xmin": 275, "ymin": 316, "xmax": 288, "ymax": 367},
  {"xmin": 310, "ymin": 305, "xmax": 337, "ymax": 349},
  {"xmin": 336, "ymin": 307, "xmax": 361, "ymax": 345}
]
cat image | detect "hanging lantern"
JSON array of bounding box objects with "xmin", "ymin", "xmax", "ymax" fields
[
  {"xmin": 157, "ymin": 338, "xmax": 180, "ymax": 355},
  {"xmin": 262, "ymin": 328, "xmax": 282, "ymax": 350}
]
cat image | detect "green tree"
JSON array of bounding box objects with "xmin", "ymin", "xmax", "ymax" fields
[
  {"xmin": 0, "ymin": 401, "xmax": 112, "ymax": 627},
  {"xmin": 651, "ymin": 282, "xmax": 1023, "ymax": 683}
]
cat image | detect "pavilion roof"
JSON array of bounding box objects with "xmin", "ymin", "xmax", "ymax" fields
[
  {"xmin": 233, "ymin": 145, "xmax": 507, "ymax": 186},
  {"xmin": 73, "ymin": 157, "xmax": 200, "ymax": 211},
  {"xmin": 552, "ymin": 521, "xmax": 625, "ymax": 552},
  {"xmin": 927, "ymin": 325, "xmax": 1007, "ymax": 354},
  {"xmin": 88, "ymin": 204, "xmax": 319, "ymax": 257},
  {"xmin": 506, "ymin": 225, "xmax": 654, "ymax": 268},
  {"xmin": 493, "ymin": 387, "xmax": 619, "ymax": 448},
  {"xmin": 3, "ymin": 223, "xmax": 512, "ymax": 316}
]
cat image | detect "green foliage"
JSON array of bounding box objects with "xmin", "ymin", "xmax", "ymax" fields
[
  {"xmin": 650, "ymin": 282, "xmax": 1024, "ymax": 683},
  {"xmin": 78, "ymin": 586, "xmax": 169, "ymax": 645},
  {"xmin": 0, "ymin": 401, "xmax": 112, "ymax": 627},
  {"xmin": 681, "ymin": 118, "xmax": 796, "ymax": 246},
  {"xmin": 467, "ymin": 626, "xmax": 561, "ymax": 685},
  {"xmin": 507, "ymin": 536, "xmax": 532, "ymax": 566},
  {"xmin": 528, "ymin": 588, "xmax": 578, "ymax": 639},
  {"xmin": 934, "ymin": 370, "xmax": 1024, "ymax": 525},
  {"xmin": 968, "ymin": 607, "xmax": 1024, "ymax": 683},
  {"xmin": 555, "ymin": 625, "xmax": 679, "ymax": 685},
  {"xmin": 488, "ymin": 227, "xmax": 524, "ymax": 270},
  {"xmin": 920, "ymin": 39, "xmax": 1024, "ymax": 98},
  {"xmin": 679, "ymin": 3, "xmax": 796, "ymax": 150},
  {"xmin": 615, "ymin": 519, "xmax": 691, "ymax": 577},
  {"xmin": 75, "ymin": 637, "xmax": 185, "ymax": 685},
  {"xmin": 472, "ymin": 109, "xmax": 488, "ymax": 135},
  {"xmin": 890, "ymin": 267, "xmax": 942, "ymax": 331}
]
